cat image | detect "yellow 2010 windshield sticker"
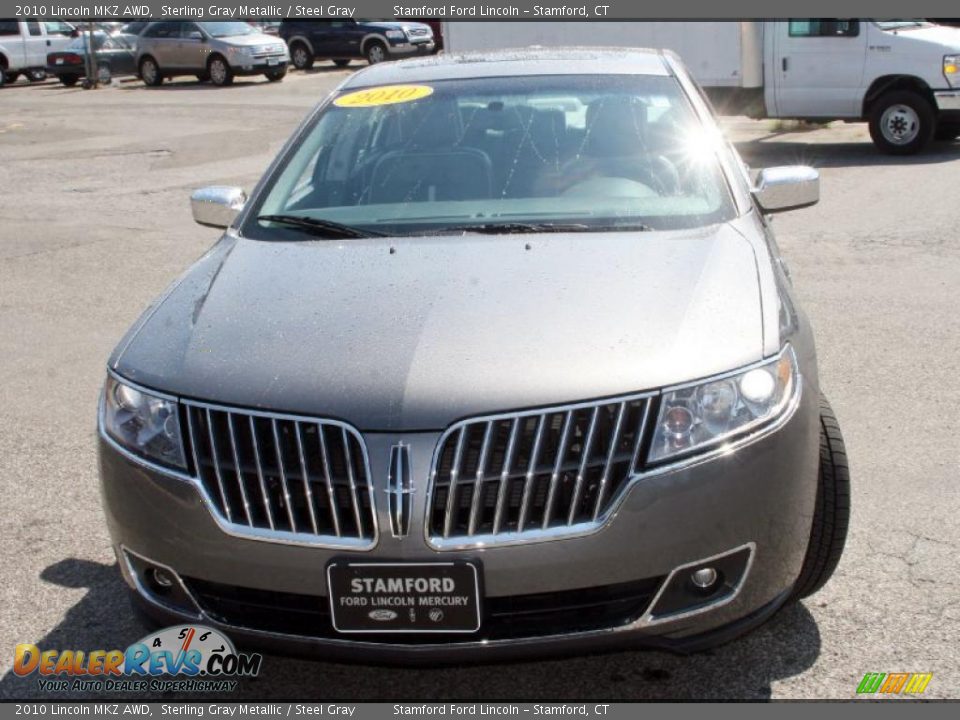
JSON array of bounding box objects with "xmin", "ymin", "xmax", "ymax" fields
[{"xmin": 333, "ymin": 84, "xmax": 434, "ymax": 108}]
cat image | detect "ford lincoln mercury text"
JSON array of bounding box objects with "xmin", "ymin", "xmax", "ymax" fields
[{"xmin": 98, "ymin": 49, "xmax": 850, "ymax": 661}]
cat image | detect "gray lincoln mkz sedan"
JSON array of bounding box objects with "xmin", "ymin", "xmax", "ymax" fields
[{"xmin": 99, "ymin": 48, "xmax": 850, "ymax": 661}]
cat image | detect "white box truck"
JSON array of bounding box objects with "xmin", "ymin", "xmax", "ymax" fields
[
  {"xmin": 441, "ymin": 20, "xmax": 960, "ymax": 154},
  {"xmin": 0, "ymin": 19, "xmax": 77, "ymax": 87}
]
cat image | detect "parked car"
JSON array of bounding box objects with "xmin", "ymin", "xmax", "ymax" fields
[
  {"xmin": 46, "ymin": 30, "xmax": 139, "ymax": 86},
  {"xmin": 0, "ymin": 19, "xmax": 76, "ymax": 86},
  {"xmin": 279, "ymin": 18, "xmax": 434, "ymax": 69},
  {"xmin": 403, "ymin": 18, "xmax": 443, "ymax": 51},
  {"xmin": 136, "ymin": 20, "xmax": 289, "ymax": 87},
  {"xmin": 100, "ymin": 48, "xmax": 850, "ymax": 662}
]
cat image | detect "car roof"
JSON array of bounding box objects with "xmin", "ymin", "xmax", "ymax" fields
[{"xmin": 341, "ymin": 47, "xmax": 673, "ymax": 89}]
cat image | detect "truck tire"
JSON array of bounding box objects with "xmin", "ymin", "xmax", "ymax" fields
[
  {"xmin": 139, "ymin": 56, "xmax": 163, "ymax": 86},
  {"xmin": 290, "ymin": 42, "xmax": 314, "ymax": 70},
  {"xmin": 4, "ymin": 71, "xmax": 20, "ymax": 85},
  {"xmin": 790, "ymin": 396, "xmax": 850, "ymax": 600},
  {"xmin": 27, "ymin": 68, "xmax": 46, "ymax": 82},
  {"xmin": 934, "ymin": 122, "xmax": 960, "ymax": 142},
  {"xmin": 868, "ymin": 90, "xmax": 935, "ymax": 155},
  {"xmin": 365, "ymin": 40, "xmax": 388, "ymax": 65}
]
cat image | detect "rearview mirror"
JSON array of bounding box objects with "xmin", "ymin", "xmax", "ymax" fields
[
  {"xmin": 752, "ymin": 166, "xmax": 819, "ymax": 213},
  {"xmin": 191, "ymin": 186, "xmax": 246, "ymax": 229}
]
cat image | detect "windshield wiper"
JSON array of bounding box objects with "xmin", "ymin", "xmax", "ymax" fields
[
  {"xmin": 413, "ymin": 221, "xmax": 653, "ymax": 235},
  {"xmin": 257, "ymin": 214, "xmax": 383, "ymax": 239}
]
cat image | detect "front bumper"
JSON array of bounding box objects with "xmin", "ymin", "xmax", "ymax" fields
[
  {"xmin": 232, "ymin": 57, "xmax": 288, "ymax": 75},
  {"xmin": 389, "ymin": 41, "xmax": 436, "ymax": 56},
  {"xmin": 99, "ymin": 384, "xmax": 819, "ymax": 662},
  {"xmin": 934, "ymin": 90, "xmax": 960, "ymax": 113}
]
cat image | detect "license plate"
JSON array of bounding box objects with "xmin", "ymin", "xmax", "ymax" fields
[
  {"xmin": 266, "ymin": 58, "xmax": 279, "ymax": 66},
  {"xmin": 56, "ymin": 58, "xmax": 63, "ymax": 64},
  {"xmin": 327, "ymin": 561, "xmax": 481, "ymax": 633}
]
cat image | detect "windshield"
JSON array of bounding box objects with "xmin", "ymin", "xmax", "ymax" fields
[
  {"xmin": 875, "ymin": 20, "xmax": 930, "ymax": 30},
  {"xmin": 202, "ymin": 21, "xmax": 256, "ymax": 38},
  {"xmin": 246, "ymin": 75, "xmax": 736, "ymax": 239}
]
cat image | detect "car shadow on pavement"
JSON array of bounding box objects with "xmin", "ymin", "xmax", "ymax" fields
[
  {"xmin": 0, "ymin": 558, "xmax": 822, "ymax": 701},
  {"xmin": 736, "ymin": 134, "xmax": 960, "ymax": 169}
]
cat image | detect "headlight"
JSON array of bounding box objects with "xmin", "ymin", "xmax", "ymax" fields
[
  {"xmin": 647, "ymin": 345, "xmax": 799, "ymax": 463},
  {"xmin": 385, "ymin": 29, "xmax": 406, "ymax": 41},
  {"xmin": 945, "ymin": 55, "xmax": 959, "ymax": 88},
  {"xmin": 101, "ymin": 375, "xmax": 186, "ymax": 470}
]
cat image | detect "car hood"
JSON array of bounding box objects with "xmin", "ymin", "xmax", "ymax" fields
[
  {"xmin": 112, "ymin": 224, "xmax": 765, "ymax": 431},
  {"xmin": 217, "ymin": 32, "xmax": 285, "ymax": 48},
  {"xmin": 882, "ymin": 23, "xmax": 960, "ymax": 51}
]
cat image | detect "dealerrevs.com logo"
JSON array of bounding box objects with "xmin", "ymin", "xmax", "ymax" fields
[{"xmin": 14, "ymin": 625, "xmax": 262, "ymax": 693}]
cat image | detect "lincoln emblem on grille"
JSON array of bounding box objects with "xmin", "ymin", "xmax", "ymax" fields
[{"xmin": 387, "ymin": 443, "xmax": 414, "ymax": 538}]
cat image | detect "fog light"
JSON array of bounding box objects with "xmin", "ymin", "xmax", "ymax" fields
[
  {"xmin": 150, "ymin": 567, "xmax": 174, "ymax": 590},
  {"xmin": 690, "ymin": 567, "xmax": 718, "ymax": 589}
]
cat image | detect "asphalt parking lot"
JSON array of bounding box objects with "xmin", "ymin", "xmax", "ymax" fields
[{"xmin": 1, "ymin": 68, "xmax": 959, "ymax": 701}]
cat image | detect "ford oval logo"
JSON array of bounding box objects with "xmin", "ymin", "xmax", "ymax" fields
[{"xmin": 368, "ymin": 609, "xmax": 397, "ymax": 622}]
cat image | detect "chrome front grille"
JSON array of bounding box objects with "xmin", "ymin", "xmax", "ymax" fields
[
  {"xmin": 184, "ymin": 402, "xmax": 376, "ymax": 548},
  {"xmin": 427, "ymin": 394, "xmax": 653, "ymax": 548}
]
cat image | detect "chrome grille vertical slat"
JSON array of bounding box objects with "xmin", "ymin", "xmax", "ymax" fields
[
  {"xmin": 225, "ymin": 413, "xmax": 253, "ymax": 525},
  {"xmin": 341, "ymin": 427, "xmax": 363, "ymax": 536},
  {"xmin": 270, "ymin": 418, "xmax": 298, "ymax": 532},
  {"xmin": 293, "ymin": 421, "xmax": 321, "ymax": 536},
  {"xmin": 567, "ymin": 406, "xmax": 600, "ymax": 525},
  {"xmin": 492, "ymin": 418, "xmax": 520, "ymax": 534},
  {"xmin": 542, "ymin": 411, "xmax": 574, "ymax": 529},
  {"xmin": 204, "ymin": 408, "xmax": 234, "ymax": 523},
  {"xmin": 316, "ymin": 425, "xmax": 342, "ymax": 538},
  {"xmin": 593, "ymin": 402, "xmax": 627, "ymax": 521},
  {"xmin": 516, "ymin": 414, "xmax": 546, "ymax": 532},
  {"xmin": 247, "ymin": 416, "xmax": 276, "ymax": 531},
  {"xmin": 467, "ymin": 422, "xmax": 495, "ymax": 536},
  {"xmin": 442, "ymin": 427, "xmax": 467, "ymax": 538},
  {"xmin": 427, "ymin": 393, "xmax": 655, "ymax": 547}
]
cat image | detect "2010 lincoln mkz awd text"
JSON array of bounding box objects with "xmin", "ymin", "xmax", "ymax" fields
[{"xmin": 98, "ymin": 48, "xmax": 850, "ymax": 662}]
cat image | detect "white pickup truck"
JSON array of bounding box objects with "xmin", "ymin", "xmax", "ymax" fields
[
  {"xmin": 0, "ymin": 19, "xmax": 77, "ymax": 86},
  {"xmin": 441, "ymin": 19, "xmax": 960, "ymax": 154}
]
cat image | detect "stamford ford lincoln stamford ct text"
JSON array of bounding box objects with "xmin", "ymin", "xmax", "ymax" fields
[{"xmin": 97, "ymin": 48, "xmax": 851, "ymax": 661}]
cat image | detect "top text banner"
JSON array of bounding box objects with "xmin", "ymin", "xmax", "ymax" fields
[{"xmin": 1, "ymin": 1, "xmax": 960, "ymax": 20}]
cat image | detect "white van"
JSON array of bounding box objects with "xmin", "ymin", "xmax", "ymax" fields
[
  {"xmin": 442, "ymin": 19, "xmax": 960, "ymax": 154},
  {"xmin": 0, "ymin": 19, "xmax": 77, "ymax": 86}
]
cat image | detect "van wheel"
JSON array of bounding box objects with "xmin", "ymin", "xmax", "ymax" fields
[
  {"xmin": 333, "ymin": 59, "xmax": 350, "ymax": 67},
  {"xmin": 790, "ymin": 396, "xmax": 851, "ymax": 600},
  {"xmin": 365, "ymin": 40, "xmax": 388, "ymax": 64},
  {"xmin": 208, "ymin": 56, "xmax": 234, "ymax": 87},
  {"xmin": 868, "ymin": 90, "xmax": 935, "ymax": 155},
  {"xmin": 139, "ymin": 56, "xmax": 163, "ymax": 86},
  {"xmin": 934, "ymin": 122, "xmax": 960, "ymax": 142},
  {"xmin": 290, "ymin": 42, "xmax": 313, "ymax": 70}
]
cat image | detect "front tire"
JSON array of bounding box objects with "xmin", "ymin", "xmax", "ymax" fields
[
  {"xmin": 264, "ymin": 66, "xmax": 287, "ymax": 82},
  {"xmin": 790, "ymin": 396, "xmax": 851, "ymax": 600},
  {"xmin": 207, "ymin": 55, "xmax": 234, "ymax": 87},
  {"xmin": 139, "ymin": 56, "xmax": 163, "ymax": 87},
  {"xmin": 868, "ymin": 90, "xmax": 935, "ymax": 155},
  {"xmin": 290, "ymin": 42, "xmax": 313, "ymax": 70},
  {"xmin": 365, "ymin": 40, "xmax": 388, "ymax": 65}
]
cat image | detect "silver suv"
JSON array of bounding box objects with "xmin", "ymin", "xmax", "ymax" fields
[{"xmin": 136, "ymin": 20, "xmax": 289, "ymax": 87}]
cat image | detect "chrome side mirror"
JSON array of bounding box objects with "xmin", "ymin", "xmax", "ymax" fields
[
  {"xmin": 752, "ymin": 166, "xmax": 819, "ymax": 213},
  {"xmin": 191, "ymin": 186, "xmax": 246, "ymax": 229}
]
